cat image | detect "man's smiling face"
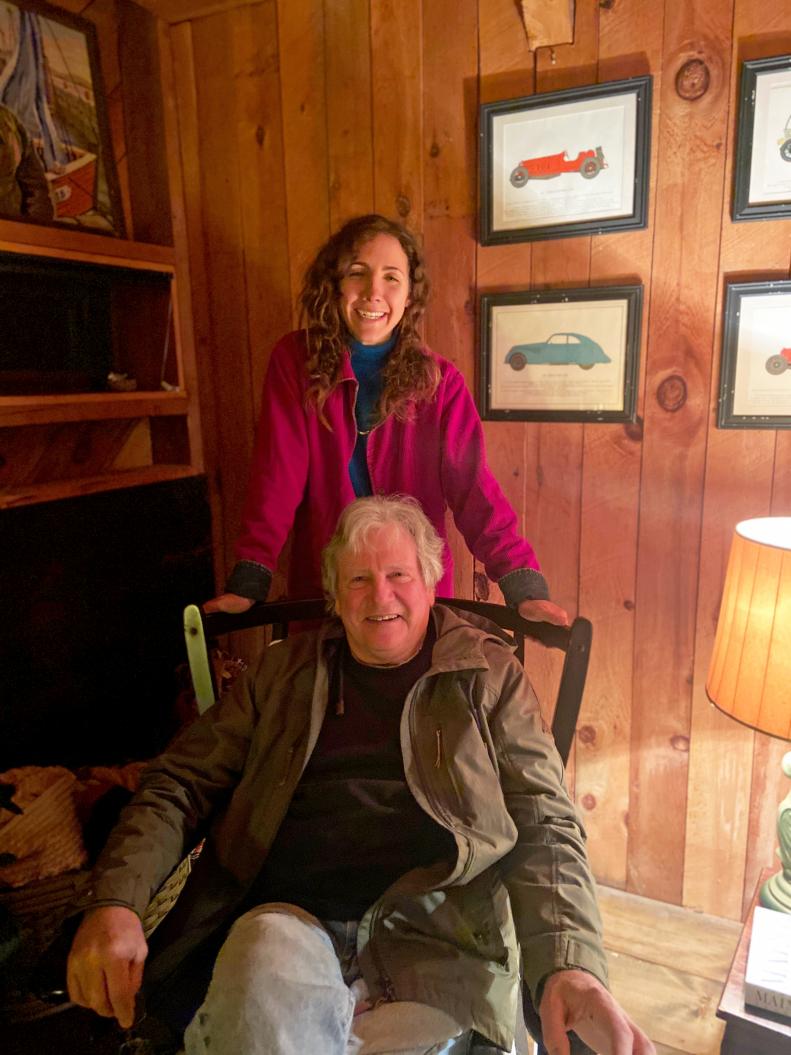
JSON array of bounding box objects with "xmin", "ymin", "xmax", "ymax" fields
[{"xmin": 334, "ymin": 523, "xmax": 434, "ymax": 666}]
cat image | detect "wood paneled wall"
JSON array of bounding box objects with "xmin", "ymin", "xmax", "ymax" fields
[{"xmin": 163, "ymin": 0, "xmax": 791, "ymax": 921}]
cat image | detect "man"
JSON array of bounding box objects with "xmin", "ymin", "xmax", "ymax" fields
[
  {"xmin": 67, "ymin": 496, "xmax": 653, "ymax": 1055},
  {"xmin": 0, "ymin": 103, "xmax": 54, "ymax": 221}
]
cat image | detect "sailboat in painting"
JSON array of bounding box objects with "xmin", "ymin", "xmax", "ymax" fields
[{"xmin": 0, "ymin": 3, "xmax": 120, "ymax": 233}]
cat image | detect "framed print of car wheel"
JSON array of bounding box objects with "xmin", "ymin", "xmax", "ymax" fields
[
  {"xmin": 478, "ymin": 76, "xmax": 652, "ymax": 244},
  {"xmin": 717, "ymin": 280, "xmax": 791, "ymax": 428},
  {"xmin": 479, "ymin": 286, "xmax": 643, "ymax": 423},
  {"xmin": 732, "ymin": 55, "xmax": 791, "ymax": 222}
]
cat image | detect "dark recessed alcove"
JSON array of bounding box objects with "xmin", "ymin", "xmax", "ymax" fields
[
  {"xmin": 0, "ymin": 253, "xmax": 175, "ymax": 396},
  {"xmin": 0, "ymin": 475, "xmax": 214, "ymax": 769}
]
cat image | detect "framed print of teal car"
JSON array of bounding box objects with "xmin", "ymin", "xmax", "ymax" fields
[
  {"xmin": 479, "ymin": 285, "xmax": 643, "ymax": 423},
  {"xmin": 505, "ymin": 332, "xmax": 611, "ymax": 371}
]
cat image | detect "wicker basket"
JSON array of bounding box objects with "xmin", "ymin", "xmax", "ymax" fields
[{"xmin": 0, "ymin": 767, "xmax": 87, "ymax": 888}]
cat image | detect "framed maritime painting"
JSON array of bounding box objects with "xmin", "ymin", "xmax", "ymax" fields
[
  {"xmin": 479, "ymin": 76, "xmax": 652, "ymax": 244},
  {"xmin": 479, "ymin": 285, "xmax": 643, "ymax": 423},
  {"xmin": 0, "ymin": 0, "xmax": 125, "ymax": 235}
]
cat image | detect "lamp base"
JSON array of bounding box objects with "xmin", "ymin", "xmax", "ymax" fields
[
  {"xmin": 761, "ymin": 870, "xmax": 791, "ymax": 913},
  {"xmin": 759, "ymin": 753, "xmax": 791, "ymax": 913}
]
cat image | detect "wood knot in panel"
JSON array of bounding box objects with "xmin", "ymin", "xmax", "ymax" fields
[
  {"xmin": 429, "ymin": 141, "xmax": 440, "ymax": 158},
  {"xmin": 395, "ymin": 195, "xmax": 411, "ymax": 218},
  {"xmin": 581, "ymin": 793, "xmax": 597, "ymax": 811},
  {"xmin": 623, "ymin": 598, "xmax": 635, "ymax": 611},
  {"xmin": 473, "ymin": 571, "xmax": 490, "ymax": 601},
  {"xmin": 578, "ymin": 725, "xmax": 596, "ymax": 745},
  {"xmin": 675, "ymin": 58, "xmax": 711, "ymax": 101},
  {"xmin": 670, "ymin": 735, "xmax": 690, "ymax": 753},
  {"xmin": 599, "ymin": 0, "xmax": 616, "ymax": 8},
  {"xmin": 255, "ymin": 125, "xmax": 265, "ymax": 148},
  {"xmin": 656, "ymin": 374, "xmax": 687, "ymax": 412}
]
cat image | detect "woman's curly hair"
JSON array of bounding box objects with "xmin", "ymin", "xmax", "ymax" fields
[{"xmin": 299, "ymin": 214, "xmax": 439, "ymax": 425}]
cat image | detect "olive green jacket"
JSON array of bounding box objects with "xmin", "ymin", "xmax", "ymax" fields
[{"xmin": 87, "ymin": 604, "xmax": 606, "ymax": 1050}]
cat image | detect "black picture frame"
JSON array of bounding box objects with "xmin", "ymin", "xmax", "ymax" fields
[
  {"xmin": 479, "ymin": 76, "xmax": 652, "ymax": 245},
  {"xmin": 732, "ymin": 55, "xmax": 791, "ymax": 223},
  {"xmin": 717, "ymin": 280, "xmax": 791, "ymax": 428},
  {"xmin": 479, "ymin": 285, "xmax": 642, "ymax": 423},
  {"xmin": 0, "ymin": 0, "xmax": 125, "ymax": 237}
]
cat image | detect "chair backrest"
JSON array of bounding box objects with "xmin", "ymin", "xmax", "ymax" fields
[{"xmin": 183, "ymin": 599, "xmax": 592, "ymax": 766}]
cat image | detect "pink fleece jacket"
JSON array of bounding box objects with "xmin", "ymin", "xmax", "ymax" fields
[{"xmin": 228, "ymin": 330, "xmax": 546, "ymax": 603}]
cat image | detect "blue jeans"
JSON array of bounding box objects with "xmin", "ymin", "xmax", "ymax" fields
[{"xmin": 182, "ymin": 903, "xmax": 508, "ymax": 1055}]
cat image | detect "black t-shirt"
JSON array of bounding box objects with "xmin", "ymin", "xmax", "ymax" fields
[{"xmin": 247, "ymin": 623, "xmax": 456, "ymax": 920}]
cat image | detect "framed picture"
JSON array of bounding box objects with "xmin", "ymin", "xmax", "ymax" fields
[
  {"xmin": 0, "ymin": 0, "xmax": 125, "ymax": 236},
  {"xmin": 732, "ymin": 55, "xmax": 791, "ymax": 222},
  {"xmin": 479, "ymin": 76, "xmax": 652, "ymax": 245},
  {"xmin": 717, "ymin": 280, "xmax": 791, "ymax": 428},
  {"xmin": 479, "ymin": 285, "xmax": 643, "ymax": 423}
]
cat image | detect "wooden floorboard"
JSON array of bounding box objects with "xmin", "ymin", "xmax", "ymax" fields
[
  {"xmin": 599, "ymin": 884, "xmax": 741, "ymax": 1055},
  {"xmin": 598, "ymin": 884, "xmax": 741, "ymax": 981}
]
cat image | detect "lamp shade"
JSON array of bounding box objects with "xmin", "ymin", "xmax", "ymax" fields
[{"xmin": 706, "ymin": 517, "xmax": 791, "ymax": 740}]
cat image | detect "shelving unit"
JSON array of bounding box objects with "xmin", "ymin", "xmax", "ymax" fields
[{"xmin": 0, "ymin": 0, "xmax": 204, "ymax": 512}]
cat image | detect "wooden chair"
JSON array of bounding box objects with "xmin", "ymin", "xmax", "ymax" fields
[
  {"xmin": 182, "ymin": 598, "xmax": 594, "ymax": 1055},
  {"xmin": 183, "ymin": 598, "xmax": 592, "ymax": 768}
]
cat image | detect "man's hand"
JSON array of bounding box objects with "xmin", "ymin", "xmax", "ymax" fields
[
  {"xmin": 517, "ymin": 598, "xmax": 570, "ymax": 627},
  {"xmin": 203, "ymin": 593, "xmax": 255, "ymax": 615},
  {"xmin": 539, "ymin": 969, "xmax": 655, "ymax": 1055},
  {"xmin": 67, "ymin": 906, "xmax": 148, "ymax": 1029}
]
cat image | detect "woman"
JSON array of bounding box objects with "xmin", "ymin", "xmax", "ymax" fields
[{"xmin": 206, "ymin": 214, "xmax": 567, "ymax": 626}]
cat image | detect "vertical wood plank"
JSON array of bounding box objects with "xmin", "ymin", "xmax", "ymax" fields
[
  {"xmin": 81, "ymin": 0, "xmax": 133, "ymax": 234},
  {"xmin": 629, "ymin": 0, "xmax": 734, "ymax": 903},
  {"xmin": 519, "ymin": 0, "xmax": 600, "ymax": 780},
  {"xmin": 370, "ymin": 0, "xmax": 423, "ymax": 227},
  {"xmin": 277, "ymin": 0, "xmax": 331, "ymax": 322},
  {"xmin": 230, "ymin": 2, "xmax": 293, "ymax": 408},
  {"xmin": 190, "ymin": 9, "xmax": 255, "ymax": 579},
  {"xmin": 324, "ymin": 0, "xmax": 375, "ymax": 227},
  {"xmin": 168, "ymin": 21, "xmax": 224, "ymax": 588},
  {"xmin": 476, "ymin": 0, "xmax": 536, "ymax": 612},
  {"xmin": 575, "ymin": 1, "xmax": 661, "ymax": 888},
  {"xmin": 158, "ymin": 23, "xmax": 205, "ymax": 478},
  {"xmin": 117, "ymin": 0, "xmax": 174, "ymax": 245},
  {"xmin": 422, "ymin": 0, "xmax": 478, "ymax": 601}
]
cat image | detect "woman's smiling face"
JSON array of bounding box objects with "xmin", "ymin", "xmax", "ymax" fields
[{"xmin": 338, "ymin": 233, "xmax": 410, "ymax": 345}]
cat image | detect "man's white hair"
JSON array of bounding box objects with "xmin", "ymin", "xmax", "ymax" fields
[{"xmin": 321, "ymin": 495, "xmax": 444, "ymax": 602}]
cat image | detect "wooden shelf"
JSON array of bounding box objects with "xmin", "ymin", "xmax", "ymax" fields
[
  {"xmin": 0, "ymin": 3, "xmax": 204, "ymax": 514},
  {"xmin": 0, "ymin": 218, "xmax": 175, "ymax": 272},
  {"xmin": 0, "ymin": 465, "xmax": 201, "ymax": 510},
  {"xmin": 0, "ymin": 391, "xmax": 189, "ymax": 427}
]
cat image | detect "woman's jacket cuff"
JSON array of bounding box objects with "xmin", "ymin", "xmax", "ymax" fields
[
  {"xmin": 498, "ymin": 568, "xmax": 550, "ymax": 607},
  {"xmin": 224, "ymin": 560, "xmax": 273, "ymax": 601}
]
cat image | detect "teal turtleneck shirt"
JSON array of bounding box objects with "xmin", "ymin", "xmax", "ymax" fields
[{"xmin": 348, "ymin": 333, "xmax": 397, "ymax": 496}]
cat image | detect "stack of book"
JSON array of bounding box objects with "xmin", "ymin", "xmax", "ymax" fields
[{"xmin": 745, "ymin": 905, "xmax": 791, "ymax": 1020}]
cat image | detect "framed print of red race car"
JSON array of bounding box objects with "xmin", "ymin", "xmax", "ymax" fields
[{"xmin": 479, "ymin": 76, "xmax": 652, "ymax": 244}]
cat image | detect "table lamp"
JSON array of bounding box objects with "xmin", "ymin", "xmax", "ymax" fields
[{"xmin": 706, "ymin": 517, "xmax": 791, "ymax": 912}]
